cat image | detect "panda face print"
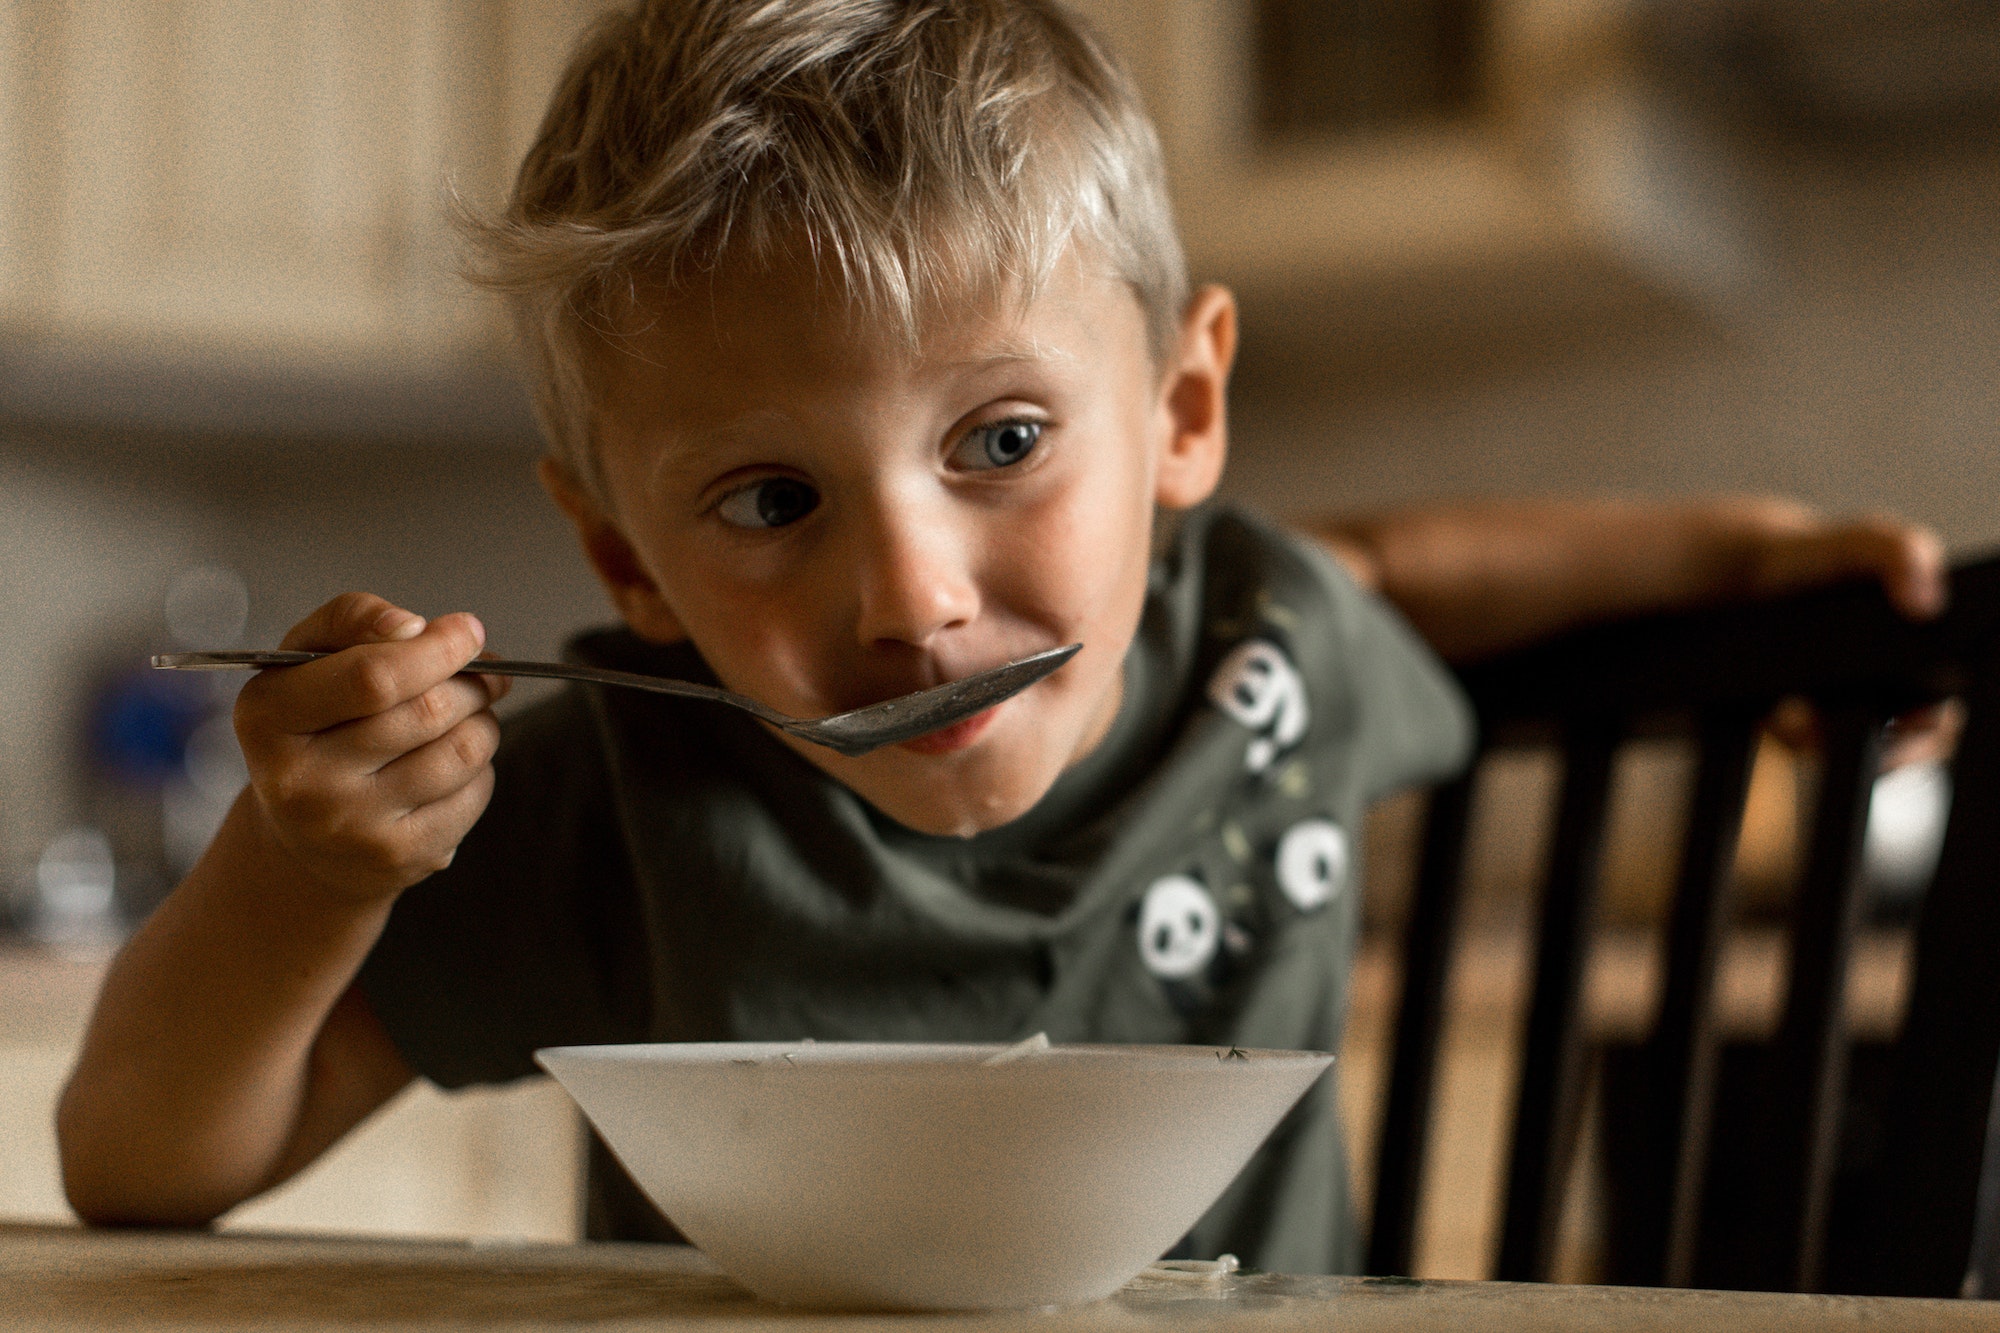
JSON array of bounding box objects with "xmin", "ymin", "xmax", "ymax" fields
[
  {"xmin": 1275, "ymin": 818, "xmax": 1349, "ymax": 913},
  {"xmin": 1137, "ymin": 875, "xmax": 1221, "ymax": 980},
  {"xmin": 1207, "ymin": 639, "xmax": 1309, "ymax": 773}
]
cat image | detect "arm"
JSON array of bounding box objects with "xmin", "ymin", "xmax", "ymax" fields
[
  {"xmin": 58, "ymin": 594, "xmax": 506, "ymax": 1226},
  {"xmin": 1317, "ymin": 495, "xmax": 1947, "ymax": 665}
]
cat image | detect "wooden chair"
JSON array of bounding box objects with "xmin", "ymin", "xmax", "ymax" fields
[{"xmin": 1364, "ymin": 552, "xmax": 2000, "ymax": 1295}]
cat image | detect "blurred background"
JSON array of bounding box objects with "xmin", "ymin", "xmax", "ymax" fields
[{"xmin": 1, "ymin": 0, "xmax": 1996, "ymax": 1278}]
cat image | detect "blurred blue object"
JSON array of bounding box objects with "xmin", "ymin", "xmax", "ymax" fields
[{"xmin": 91, "ymin": 665, "xmax": 212, "ymax": 786}]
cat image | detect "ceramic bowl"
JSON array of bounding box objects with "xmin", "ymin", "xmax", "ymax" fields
[{"xmin": 535, "ymin": 1041, "xmax": 1332, "ymax": 1310}]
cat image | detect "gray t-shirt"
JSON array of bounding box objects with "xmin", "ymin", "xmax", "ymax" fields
[{"xmin": 358, "ymin": 505, "xmax": 1473, "ymax": 1275}]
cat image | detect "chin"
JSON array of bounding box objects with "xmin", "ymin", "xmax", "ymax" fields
[
  {"xmin": 881, "ymin": 800, "xmax": 1029, "ymax": 840},
  {"xmin": 838, "ymin": 742, "xmax": 1065, "ymax": 839},
  {"xmin": 855, "ymin": 771, "xmax": 1051, "ymax": 838}
]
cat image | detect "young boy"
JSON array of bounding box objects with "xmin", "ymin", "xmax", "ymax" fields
[{"xmin": 58, "ymin": 0, "xmax": 1942, "ymax": 1276}]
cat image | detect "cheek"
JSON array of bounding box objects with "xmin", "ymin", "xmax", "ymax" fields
[
  {"xmin": 1006, "ymin": 454, "xmax": 1156, "ymax": 628},
  {"xmin": 650, "ymin": 545, "xmax": 832, "ymax": 690}
]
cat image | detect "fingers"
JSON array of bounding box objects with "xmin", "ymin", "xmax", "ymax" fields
[
  {"xmin": 1880, "ymin": 699, "xmax": 1964, "ymax": 771},
  {"xmin": 1884, "ymin": 525, "xmax": 1948, "ymax": 621},
  {"xmin": 1764, "ymin": 696, "xmax": 1963, "ymax": 774},
  {"xmin": 248, "ymin": 604, "xmax": 492, "ymax": 737},
  {"xmin": 247, "ymin": 700, "xmax": 500, "ymax": 892},
  {"xmin": 391, "ymin": 765, "xmax": 499, "ymax": 874},
  {"xmin": 279, "ymin": 591, "xmax": 428, "ymax": 653},
  {"xmin": 323, "ymin": 674, "xmax": 497, "ymax": 770},
  {"xmin": 258, "ymin": 754, "xmax": 499, "ymax": 894},
  {"xmin": 1752, "ymin": 516, "xmax": 1947, "ymax": 622},
  {"xmin": 370, "ymin": 712, "xmax": 503, "ymax": 811},
  {"xmin": 1823, "ymin": 517, "xmax": 1946, "ymax": 620}
]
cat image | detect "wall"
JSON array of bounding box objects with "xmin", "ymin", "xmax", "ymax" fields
[{"xmin": 1223, "ymin": 138, "xmax": 2000, "ymax": 552}]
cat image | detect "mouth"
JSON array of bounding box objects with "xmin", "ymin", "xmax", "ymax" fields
[{"xmin": 897, "ymin": 703, "xmax": 1003, "ymax": 755}]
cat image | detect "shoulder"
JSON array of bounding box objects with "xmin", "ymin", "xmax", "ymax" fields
[
  {"xmin": 1174, "ymin": 505, "xmax": 1476, "ymax": 796},
  {"xmin": 1171, "ymin": 504, "xmax": 1405, "ymax": 656}
]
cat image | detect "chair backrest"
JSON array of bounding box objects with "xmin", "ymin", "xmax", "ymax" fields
[{"xmin": 1364, "ymin": 552, "xmax": 2000, "ymax": 1294}]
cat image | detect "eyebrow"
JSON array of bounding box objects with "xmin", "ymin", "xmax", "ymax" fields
[
  {"xmin": 939, "ymin": 336, "xmax": 1076, "ymax": 369},
  {"xmin": 684, "ymin": 408, "xmax": 797, "ymax": 447},
  {"xmin": 640, "ymin": 408, "xmax": 796, "ymax": 487}
]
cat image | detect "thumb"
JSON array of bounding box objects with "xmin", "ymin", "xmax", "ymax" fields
[{"xmin": 280, "ymin": 592, "xmax": 428, "ymax": 652}]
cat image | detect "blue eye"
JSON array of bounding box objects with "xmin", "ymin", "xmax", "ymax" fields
[
  {"xmin": 717, "ymin": 477, "xmax": 820, "ymax": 529},
  {"xmin": 955, "ymin": 419, "xmax": 1043, "ymax": 471}
]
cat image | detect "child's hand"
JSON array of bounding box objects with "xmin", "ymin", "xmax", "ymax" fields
[
  {"xmin": 1689, "ymin": 503, "xmax": 1949, "ymax": 768},
  {"xmin": 1732, "ymin": 501, "xmax": 1947, "ymax": 622},
  {"xmin": 233, "ymin": 593, "xmax": 510, "ymax": 903},
  {"xmin": 1729, "ymin": 505, "xmax": 1955, "ymax": 769}
]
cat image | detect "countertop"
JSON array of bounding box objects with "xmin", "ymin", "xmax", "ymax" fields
[{"xmin": 4, "ymin": 1225, "xmax": 1994, "ymax": 1332}]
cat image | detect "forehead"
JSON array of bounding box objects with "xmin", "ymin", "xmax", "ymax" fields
[{"xmin": 584, "ymin": 245, "xmax": 1151, "ymax": 434}]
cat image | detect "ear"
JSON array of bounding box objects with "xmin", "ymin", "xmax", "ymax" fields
[
  {"xmin": 537, "ymin": 457, "xmax": 686, "ymax": 644},
  {"xmin": 1154, "ymin": 284, "xmax": 1237, "ymax": 510}
]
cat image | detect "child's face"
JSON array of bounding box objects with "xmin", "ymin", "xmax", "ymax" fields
[{"xmin": 555, "ymin": 247, "xmax": 1232, "ymax": 837}]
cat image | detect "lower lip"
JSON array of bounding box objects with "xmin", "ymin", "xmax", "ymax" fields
[{"xmin": 898, "ymin": 704, "xmax": 1002, "ymax": 755}]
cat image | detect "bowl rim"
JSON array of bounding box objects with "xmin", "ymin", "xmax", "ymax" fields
[{"xmin": 534, "ymin": 1040, "xmax": 1335, "ymax": 1076}]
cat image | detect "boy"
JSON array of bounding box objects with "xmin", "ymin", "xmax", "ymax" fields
[{"xmin": 58, "ymin": 0, "xmax": 1942, "ymax": 1276}]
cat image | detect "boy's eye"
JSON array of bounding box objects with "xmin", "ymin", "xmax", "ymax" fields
[
  {"xmin": 716, "ymin": 477, "xmax": 820, "ymax": 529},
  {"xmin": 952, "ymin": 419, "xmax": 1043, "ymax": 471}
]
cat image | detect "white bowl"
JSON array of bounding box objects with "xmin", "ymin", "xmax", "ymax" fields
[{"xmin": 535, "ymin": 1041, "xmax": 1331, "ymax": 1310}]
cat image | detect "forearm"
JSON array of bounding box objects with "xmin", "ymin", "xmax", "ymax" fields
[
  {"xmin": 57, "ymin": 790, "xmax": 405, "ymax": 1225},
  {"xmin": 1320, "ymin": 496, "xmax": 1940, "ymax": 663}
]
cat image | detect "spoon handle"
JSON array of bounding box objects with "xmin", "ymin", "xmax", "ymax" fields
[{"xmin": 150, "ymin": 650, "xmax": 785, "ymax": 721}]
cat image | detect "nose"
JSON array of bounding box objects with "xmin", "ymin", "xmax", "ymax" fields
[{"xmin": 850, "ymin": 496, "xmax": 981, "ymax": 653}]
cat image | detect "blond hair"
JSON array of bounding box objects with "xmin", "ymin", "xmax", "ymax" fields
[{"xmin": 462, "ymin": 0, "xmax": 1187, "ymax": 506}]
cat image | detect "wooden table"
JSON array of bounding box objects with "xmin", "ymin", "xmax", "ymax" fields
[{"xmin": 5, "ymin": 1224, "xmax": 1995, "ymax": 1331}]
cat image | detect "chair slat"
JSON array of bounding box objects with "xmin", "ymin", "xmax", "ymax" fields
[
  {"xmin": 1855, "ymin": 657, "xmax": 2000, "ymax": 1295},
  {"xmin": 1367, "ymin": 774, "xmax": 1476, "ymax": 1277},
  {"xmin": 1766, "ymin": 706, "xmax": 1883, "ymax": 1291},
  {"xmin": 1386, "ymin": 553, "xmax": 2000, "ymax": 1289},
  {"xmin": 1497, "ymin": 717, "xmax": 1621, "ymax": 1281},
  {"xmin": 1649, "ymin": 710, "xmax": 1763, "ymax": 1287}
]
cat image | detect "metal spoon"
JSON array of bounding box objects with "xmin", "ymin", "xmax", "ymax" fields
[{"xmin": 151, "ymin": 644, "xmax": 1081, "ymax": 758}]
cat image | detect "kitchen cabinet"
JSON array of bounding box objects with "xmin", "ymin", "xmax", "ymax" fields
[
  {"xmin": 0, "ymin": 943, "xmax": 580, "ymax": 1240},
  {"xmin": 1068, "ymin": 0, "xmax": 1750, "ymax": 366},
  {"xmin": 0, "ymin": 1, "xmax": 614, "ymax": 442},
  {"xmin": 0, "ymin": 0, "xmax": 1740, "ymax": 438}
]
